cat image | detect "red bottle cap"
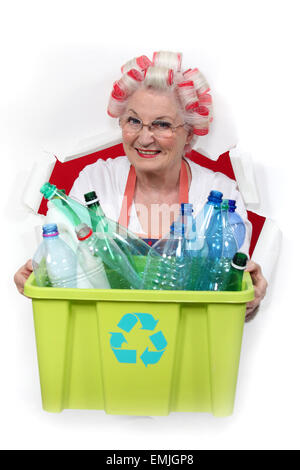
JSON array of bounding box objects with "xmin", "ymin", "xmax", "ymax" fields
[{"xmin": 77, "ymin": 227, "xmax": 93, "ymax": 241}]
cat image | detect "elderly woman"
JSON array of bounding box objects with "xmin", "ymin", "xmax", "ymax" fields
[{"xmin": 14, "ymin": 51, "xmax": 267, "ymax": 321}]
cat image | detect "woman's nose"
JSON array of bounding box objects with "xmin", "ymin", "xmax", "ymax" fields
[{"xmin": 136, "ymin": 126, "xmax": 156, "ymax": 146}]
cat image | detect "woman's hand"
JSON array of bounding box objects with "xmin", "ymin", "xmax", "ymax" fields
[
  {"xmin": 14, "ymin": 259, "xmax": 33, "ymax": 296},
  {"xmin": 245, "ymin": 260, "xmax": 268, "ymax": 322}
]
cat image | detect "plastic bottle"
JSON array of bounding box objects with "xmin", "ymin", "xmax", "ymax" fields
[
  {"xmin": 75, "ymin": 224, "xmax": 111, "ymax": 289},
  {"xmin": 194, "ymin": 190, "xmax": 223, "ymax": 259},
  {"xmin": 142, "ymin": 204, "xmax": 195, "ymax": 291},
  {"xmin": 226, "ymin": 252, "xmax": 248, "ymax": 291},
  {"xmin": 32, "ymin": 223, "xmax": 77, "ymax": 288},
  {"xmin": 84, "ymin": 191, "xmax": 150, "ymax": 278},
  {"xmin": 226, "ymin": 199, "xmax": 246, "ymax": 249},
  {"xmin": 178, "ymin": 203, "xmax": 208, "ymax": 290},
  {"xmin": 46, "ymin": 190, "xmax": 78, "ymax": 251},
  {"xmin": 75, "ymin": 223, "xmax": 142, "ymax": 290},
  {"xmin": 40, "ymin": 182, "xmax": 90, "ymax": 228},
  {"xmin": 199, "ymin": 200, "xmax": 239, "ymax": 291}
]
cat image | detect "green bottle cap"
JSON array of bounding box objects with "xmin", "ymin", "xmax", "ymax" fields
[
  {"xmin": 84, "ymin": 191, "xmax": 99, "ymax": 205},
  {"xmin": 231, "ymin": 252, "xmax": 248, "ymax": 269},
  {"xmin": 221, "ymin": 199, "xmax": 229, "ymax": 210},
  {"xmin": 40, "ymin": 182, "xmax": 57, "ymax": 200}
]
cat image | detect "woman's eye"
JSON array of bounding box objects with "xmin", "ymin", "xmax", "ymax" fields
[
  {"xmin": 153, "ymin": 121, "xmax": 172, "ymax": 129},
  {"xmin": 128, "ymin": 117, "xmax": 141, "ymax": 125}
]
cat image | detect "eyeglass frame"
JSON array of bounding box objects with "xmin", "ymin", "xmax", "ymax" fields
[{"xmin": 119, "ymin": 115, "xmax": 188, "ymax": 136}]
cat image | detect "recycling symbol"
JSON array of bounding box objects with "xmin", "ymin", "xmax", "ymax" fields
[{"xmin": 109, "ymin": 313, "xmax": 168, "ymax": 367}]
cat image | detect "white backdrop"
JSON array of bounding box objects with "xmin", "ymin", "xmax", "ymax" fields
[{"xmin": 1, "ymin": 0, "xmax": 299, "ymax": 450}]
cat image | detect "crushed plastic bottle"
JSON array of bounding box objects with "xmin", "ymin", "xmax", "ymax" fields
[
  {"xmin": 76, "ymin": 224, "xmax": 111, "ymax": 289},
  {"xmin": 75, "ymin": 223, "xmax": 142, "ymax": 290},
  {"xmin": 142, "ymin": 204, "xmax": 195, "ymax": 290}
]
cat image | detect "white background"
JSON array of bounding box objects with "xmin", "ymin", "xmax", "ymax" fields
[{"xmin": 1, "ymin": 0, "xmax": 299, "ymax": 450}]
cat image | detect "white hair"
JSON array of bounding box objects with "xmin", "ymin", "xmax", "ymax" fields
[{"xmin": 107, "ymin": 51, "xmax": 213, "ymax": 152}]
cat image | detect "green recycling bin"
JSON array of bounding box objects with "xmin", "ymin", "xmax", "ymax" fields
[{"xmin": 24, "ymin": 272, "xmax": 254, "ymax": 417}]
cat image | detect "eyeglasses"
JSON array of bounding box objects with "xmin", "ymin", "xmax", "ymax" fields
[{"xmin": 119, "ymin": 116, "xmax": 186, "ymax": 138}]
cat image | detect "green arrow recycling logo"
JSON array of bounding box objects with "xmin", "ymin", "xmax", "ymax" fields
[{"xmin": 109, "ymin": 313, "xmax": 168, "ymax": 367}]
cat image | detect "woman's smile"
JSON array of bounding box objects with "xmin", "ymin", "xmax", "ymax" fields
[{"xmin": 135, "ymin": 148, "xmax": 162, "ymax": 158}]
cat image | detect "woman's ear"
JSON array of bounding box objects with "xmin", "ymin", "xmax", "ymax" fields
[{"xmin": 186, "ymin": 127, "xmax": 194, "ymax": 145}]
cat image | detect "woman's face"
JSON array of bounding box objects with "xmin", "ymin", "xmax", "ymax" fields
[{"xmin": 121, "ymin": 88, "xmax": 192, "ymax": 175}]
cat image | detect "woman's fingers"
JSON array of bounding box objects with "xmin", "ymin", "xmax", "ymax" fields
[
  {"xmin": 14, "ymin": 259, "xmax": 33, "ymax": 296},
  {"xmin": 245, "ymin": 260, "xmax": 268, "ymax": 322}
]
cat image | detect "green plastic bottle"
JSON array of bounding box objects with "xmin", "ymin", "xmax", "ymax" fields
[
  {"xmin": 40, "ymin": 183, "xmax": 89, "ymax": 227},
  {"xmin": 84, "ymin": 191, "xmax": 150, "ymax": 278},
  {"xmin": 226, "ymin": 252, "xmax": 248, "ymax": 291}
]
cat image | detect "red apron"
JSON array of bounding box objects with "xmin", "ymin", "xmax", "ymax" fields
[{"xmin": 118, "ymin": 159, "xmax": 189, "ymax": 246}]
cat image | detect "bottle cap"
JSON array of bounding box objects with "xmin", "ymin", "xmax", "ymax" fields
[
  {"xmin": 170, "ymin": 222, "xmax": 184, "ymax": 236},
  {"xmin": 221, "ymin": 199, "xmax": 229, "ymax": 210},
  {"xmin": 231, "ymin": 252, "xmax": 248, "ymax": 269},
  {"xmin": 75, "ymin": 223, "xmax": 93, "ymax": 241},
  {"xmin": 228, "ymin": 199, "xmax": 237, "ymax": 212},
  {"xmin": 42, "ymin": 223, "xmax": 59, "ymax": 237},
  {"xmin": 84, "ymin": 191, "xmax": 99, "ymax": 205},
  {"xmin": 207, "ymin": 190, "xmax": 223, "ymax": 204},
  {"xmin": 180, "ymin": 203, "xmax": 193, "ymax": 215},
  {"xmin": 40, "ymin": 182, "xmax": 56, "ymax": 200}
]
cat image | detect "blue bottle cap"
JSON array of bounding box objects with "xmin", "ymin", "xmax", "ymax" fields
[
  {"xmin": 180, "ymin": 203, "xmax": 193, "ymax": 215},
  {"xmin": 228, "ymin": 199, "xmax": 237, "ymax": 212},
  {"xmin": 42, "ymin": 223, "xmax": 59, "ymax": 237},
  {"xmin": 207, "ymin": 190, "xmax": 223, "ymax": 204},
  {"xmin": 170, "ymin": 222, "xmax": 183, "ymax": 235}
]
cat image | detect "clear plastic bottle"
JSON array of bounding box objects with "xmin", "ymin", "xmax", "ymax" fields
[
  {"xmin": 75, "ymin": 224, "xmax": 111, "ymax": 289},
  {"xmin": 226, "ymin": 199, "xmax": 246, "ymax": 249},
  {"xmin": 84, "ymin": 191, "xmax": 150, "ymax": 278},
  {"xmin": 179, "ymin": 203, "xmax": 208, "ymax": 290},
  {"xmin": 142, "ymin": 204, "xmax": 195, "ymax": 291},
  {"xmin": 199, "ymin": 200, "xmax": 239, "ymax": 291},
  {"xmin": 32, "ymin": 223, "xmax": 77, "ymax": 288},
  {"xmin": 45, "ymin": 189, "xmax": 79, "ymax": 251},
  {"xmin": 75, "ymin": 223, "xmax": 142, "ymax": 290},
  {"xmin": 194, "ymin": 190, "xmax": 223, "ymax": 259}
]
